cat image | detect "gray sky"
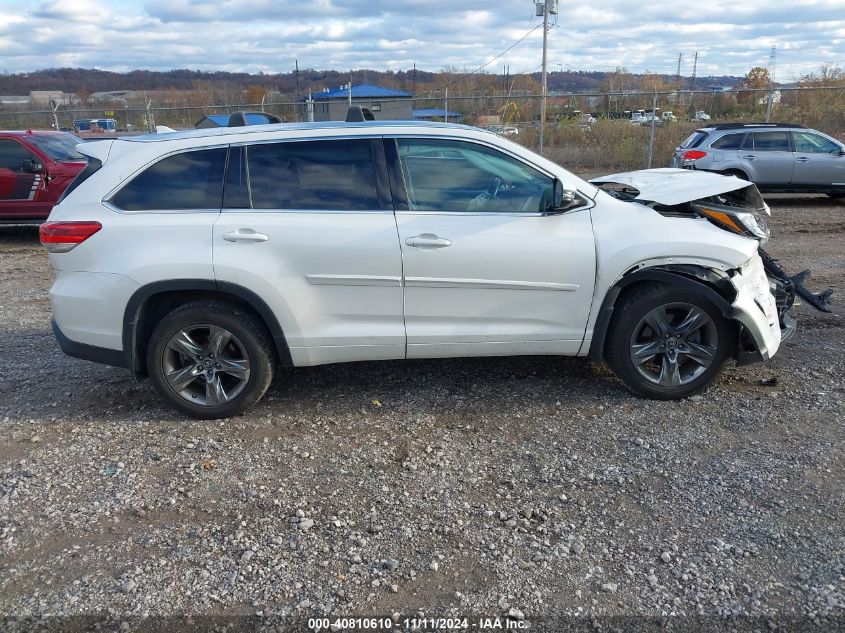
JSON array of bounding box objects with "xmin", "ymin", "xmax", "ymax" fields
[{"xmin": 1, "ymin": 0, "xmax": 844, "ymax": 80}]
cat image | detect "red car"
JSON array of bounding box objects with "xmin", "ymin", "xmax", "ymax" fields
[{"xmin": 0, "ymin": 130, "xmax": 87, "ymax": 224}]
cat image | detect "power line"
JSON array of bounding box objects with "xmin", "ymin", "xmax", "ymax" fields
[{"xmin": 428, "ymin": 23, "xmax": 543, "ymax": 95}]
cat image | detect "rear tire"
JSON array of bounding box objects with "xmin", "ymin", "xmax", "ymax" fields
[
  {"xmin": 605, "ymin": 284, "xmax": 735, "ymax": 400},
  {"xmin": 827, "ymin": 192, "xmax": 845, "ymax": 200},
  {"xmin": 147, "ymin": 301, "xmax": 275, "ymax": 419}
]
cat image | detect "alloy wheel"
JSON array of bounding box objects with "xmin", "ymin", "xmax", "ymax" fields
[
  {"xmin": 161, "ymin": 324, "xmax": 251, "ymax": 406},
  {"xmin": 629, "ymin": 302, "xmax": 719, "ymax": 387}
]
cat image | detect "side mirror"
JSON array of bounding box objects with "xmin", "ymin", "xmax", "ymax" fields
[
  {"xmin": 20, "ymin": 158, "xmax": 43, "ymax": 173},
  {"xmin": 548, "ymin": 178, "xmax": 581, "ymax": 213}
]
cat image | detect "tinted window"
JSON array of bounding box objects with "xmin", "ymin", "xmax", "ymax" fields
[
  {"xmin": 711, "ymin": 133, "xmax": 746, "ymax": 150},
  {"xmin": 792, "ymin": 131, "xmax": 841, "ymax": 154},
  {"xmin": 247, "ymin": 139, "xmax": 379, "ymax": 210},
  {"xmin": 111, "ymin": 148, "xmax": 226, "ymax": 211},
  {"xmin": 681, "ymin": 131, "xmax": 708, "ymax": 148},
  {"xmin": 0, "ymin": 139, "xmax": 36, "ymax": 171},
  {"xmin": 397, "ymin": 139, "xmax": 553, "ymax": 213},
  {"xmin": 751, "ymin": 131, "xmax": 789, "ymax": 152},
  {"xmin": 244, "ymin": 113, "xmax": 272, "ymax": 125}
]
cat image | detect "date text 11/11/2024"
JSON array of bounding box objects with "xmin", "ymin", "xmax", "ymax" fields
[{"xmin": 308, "ymin": 616, "xmax": 528, "ymax": 630}]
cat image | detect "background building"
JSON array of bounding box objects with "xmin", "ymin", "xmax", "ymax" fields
[{"xmin": 304, "ymin": 84, "xmax": 413, "ymax": 121}]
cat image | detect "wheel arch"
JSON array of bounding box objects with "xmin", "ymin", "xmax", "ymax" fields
[
  {"xmin": 722, "ymin": 167, "xmax": 749, "ymax": 181},
  {"xmin": 123, "ymin": 279, "xmax": 293, "ymax": 376},
  {"xmin": 587, "ymin": 265, "xmax": 738, "ymax": 364}
]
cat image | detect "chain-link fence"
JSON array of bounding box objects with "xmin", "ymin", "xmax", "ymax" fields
[{"xmin": 2, "ymin": 85, "xmax": 842, "ymax": 172}]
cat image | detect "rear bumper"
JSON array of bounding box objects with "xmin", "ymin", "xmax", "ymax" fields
[{"xmin": 52, "ymin": 319, "xmax": 127, "ymax": 368}]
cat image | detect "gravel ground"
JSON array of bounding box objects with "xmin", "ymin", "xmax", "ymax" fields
[{"xmin": 0, "ymin": 194, "xmax": 843, "ymax": 632}]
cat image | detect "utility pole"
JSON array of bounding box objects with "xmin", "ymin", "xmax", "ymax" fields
[
  {"xmin": 647, "ymin": 88, "xmax": 657, "ymax": 168},
  {"xmin": 295, "ymin": 59, "xmax": 301, "ymax": 121},
  {"xmin": 765, "ymin": 46, "xmax": 777, "ymax": 122},
  {"xmin": 444, "ymin": 88, "xmax": 448, "ymax": 123},
  {"xmin": 675, "ymin": 53, "xmax": 683, "ymax": 105},
  {"xmin": 689, "ymin": 51, "xmax": 699, "ymax": 115},
  {"xmin": 348, "ymin": 69, "xmax": 353, "ymax": 106},
  {"xmin": 536, "ymin": 0, "xmax": 555, "ymax": 155}
]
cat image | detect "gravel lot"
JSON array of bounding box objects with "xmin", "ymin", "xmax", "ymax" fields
[{"xmin": 0, "ymin": 194, "xmax": 843, "ymax": 631}]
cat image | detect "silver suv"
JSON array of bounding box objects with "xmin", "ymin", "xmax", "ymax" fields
[{"xmin": 670, "ymin": 123, "xmax": 845, "ymax": 199}]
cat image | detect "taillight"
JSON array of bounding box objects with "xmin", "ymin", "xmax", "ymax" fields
[
  {"xmin": 682, "ymin": 150, "xmax": 707, "ymax": 161},
  {"xmin": 40, "ymin": 221, "xmax": 102, "ymax": 253}
]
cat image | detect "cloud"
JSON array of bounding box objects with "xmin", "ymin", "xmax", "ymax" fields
[{"xmin": 0, "ymin": 0, "xmax": 842, "ymax": 80}]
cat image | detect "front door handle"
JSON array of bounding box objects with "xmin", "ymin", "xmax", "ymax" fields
[
  {"xmin": 795, "ymin": 157, "xmax": 810, "ymax": 163},
  {"xmin": 223, "ymin": 229, "xmax": 269, "ymax": 243},
  {"xmin": 405, "ymin": 234, "xmax": 452, "ymax": 249}
]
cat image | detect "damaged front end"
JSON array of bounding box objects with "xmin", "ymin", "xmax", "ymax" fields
[{"xmin": 592, "ymin": 168, "xmax": 833, "ymax": 355}]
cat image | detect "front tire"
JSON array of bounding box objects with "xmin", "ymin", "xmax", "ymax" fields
[
  {"xmin": 827, "ymin": 192, "xmax": 844, "ymax": 201},
  {"xmin": 605, "ymin": 284, "xmax": 735, "ymax": 400},
  {"xmin": 147, "ymin": 301, "xmax": 275, "ymax": 419}
]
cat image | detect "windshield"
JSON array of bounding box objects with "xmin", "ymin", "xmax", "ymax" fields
[{"xmin": 28, "ymin": 133, "xmax": 86, "ymax": 161}]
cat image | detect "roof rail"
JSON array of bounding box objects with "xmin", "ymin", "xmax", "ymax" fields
[
  {"xmin": 712, "ymin": 122, "xmax": 805, "ymax": 130},
  {"xmin": 345, "ymin": 106, "xmax": 375, "ymax": 122}
]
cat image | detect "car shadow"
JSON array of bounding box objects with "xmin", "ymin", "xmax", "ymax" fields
[{"xmin": 0, "ymin": 225, "xmax": 40, "ymax": 246}]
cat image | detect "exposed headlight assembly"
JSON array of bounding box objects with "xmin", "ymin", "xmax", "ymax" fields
[{"xmin": 693, "ymin": 201, "xmax": 771, "ymax": 244}]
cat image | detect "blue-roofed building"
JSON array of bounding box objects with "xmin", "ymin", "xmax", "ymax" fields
[
  {"xmin": 304, "ymin": 83, "xmax": 414, "ymax": 121},
  {"xmin": 413, "ymin": 108, "xmax": 464, "ymax": 124}
]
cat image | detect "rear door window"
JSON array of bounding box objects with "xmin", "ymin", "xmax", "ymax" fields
[
  {"xmin": 111, "ymin": 148, "xmax": 227, "ymax": 211},
  {"xmin": 750, "ymin": 131, "xmax": 790, "ymax": 152},
  {"xmin": 246, "ymin": 139, "xmax": 380, "ymax": 210},
  {"xmin": 710, "ymin": 133, "xmax": 746, "ymax": 150}
]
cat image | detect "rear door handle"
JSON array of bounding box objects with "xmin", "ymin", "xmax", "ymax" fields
[
  {"xmin": 795, "ymin": 157, "xmax": 810, "ymax": 163},
  {"xmin": 405, "ymin": 234, "xmax": 452, "ymax": 249},
  {"xmin": 223, "ymin": 229, "xmax": 269, "ymax": 243},
  {"xmin": 742, "ymin": 154, "xmax": 756, "ymax": 160}
]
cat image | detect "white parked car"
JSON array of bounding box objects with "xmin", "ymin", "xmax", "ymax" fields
[{"xmin": 42, "ymin": 116, "xmax": 803, "ymax": 418}]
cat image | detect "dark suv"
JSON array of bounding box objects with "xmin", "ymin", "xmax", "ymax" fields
[
  {"xmin": 671, "ymin": 123, "xmax": 845, "ymax": 199},
  {"xmin": 0, "ymin": 130, "xmax": 88, "ymax": 223}
]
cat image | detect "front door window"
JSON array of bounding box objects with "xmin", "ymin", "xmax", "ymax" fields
[{"xmin": 396, "ymin": 139, "xmax": 554, "ymax": 213}]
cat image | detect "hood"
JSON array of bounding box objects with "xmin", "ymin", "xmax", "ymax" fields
[{"xmin": 591, "ymin": 168, "xmax": 749, "ymax": 206}]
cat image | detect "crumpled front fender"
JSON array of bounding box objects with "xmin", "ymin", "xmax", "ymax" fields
[{"xmin": 729, "ymin": 252, "xmax": 782, "ymax": 361}]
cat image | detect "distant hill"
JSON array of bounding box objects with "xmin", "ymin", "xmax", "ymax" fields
[{"xmin": 0, "ymin": 67, "xmax": 743, "ymax": 97}]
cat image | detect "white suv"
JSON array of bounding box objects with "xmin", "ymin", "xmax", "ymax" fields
[{"xmin": 42, "ymin": 118, "xmax": 792, "ymax": 418}]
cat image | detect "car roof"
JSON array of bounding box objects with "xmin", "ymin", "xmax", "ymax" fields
[{"xmin": 123, "ymin": 119, "xmax": 477, "ymax": 143}]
